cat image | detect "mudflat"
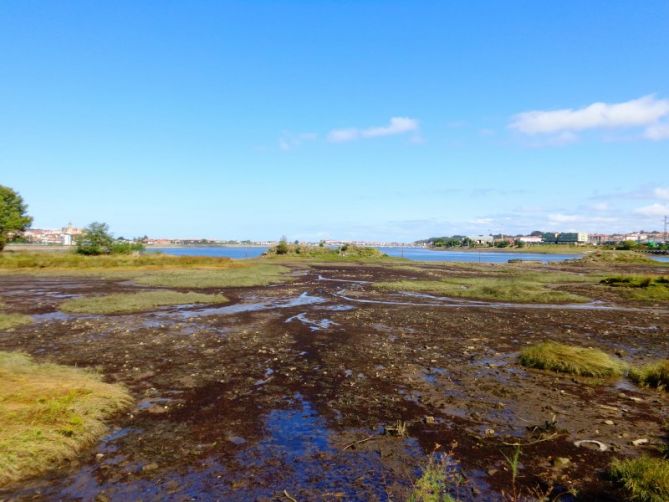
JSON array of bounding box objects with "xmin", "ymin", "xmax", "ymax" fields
[{"xmin": 0, "ymin": 258, "xmax": 667, "ymax": 500}]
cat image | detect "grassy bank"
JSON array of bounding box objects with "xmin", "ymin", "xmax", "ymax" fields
[
  {"xmin": 519, "ymin": 342, "xmax": 626, "ymax": 377},
  {"xmin": 0, "ymin": 251, "xmax": 236, "ymax": 270},
  {"xmin": 575, "ymin": 251, "xmax": 659, "ymax": 266},
  {"xmin": 134, "ymin": 263, "xmax": 292, "ymax": 288},
  {"xmin": 264, "ymin": 244, "xmax": 390, "ymax": 261},
  {"xmin": 60, "ymin": 290, "xmax": 228, "ymax": 314},
  {"xmin": 600, "ymin": 276, "xmax": 669, "ymax": 302},
  {"xmin": 375, "ymin": 276, "xmax": 589, "ymax": 303},
  {"xmin": 0, "ymin": 313, "xmax": 32, "ymax": 330},
  {"xmin": 0, "ymin": 352, "xmax": 132, "ymax": 487}
]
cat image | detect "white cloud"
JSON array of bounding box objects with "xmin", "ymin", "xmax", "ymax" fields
[
  {"xmin": 509, "ymin": 95, "xmax": 669, "ymax": 140},
  {"xmin": 634, "ymin": 203, "xmax": 669, "ymax": 217},
  {"xmin": 327, "ymin": 128, "xmax": 359, "ymax": 143},
  {"xmin": 548, "ymin": 213, "xmax": 616, "ymax": 224},
  {"xmin": 590, "ymin": 202, "xmax": 609, "ymax": 211},
  {"xmin": 645, "ymin": 122, "xmax": 669, "ymax": 140},
  {"xmin": 654, "ymin": 187, "xmax": 669, "ymax": 200},
  {"xmin": 470, "ymin": 218, "xmax": 493, "ymax": 225},
  {"xmin": 278, "ymin": 131, "xmax": 317, "ymax": 151},
  {"xmin": 327, "ymin": 117, "xmax": 419, "ymax": 143}
]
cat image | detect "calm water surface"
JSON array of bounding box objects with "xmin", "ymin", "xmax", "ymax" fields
[
  {"xmin": 149, "ymin": 247, "xmax": 268, "ymax": 259},
  {"xmin": 376, "ymin": 247, "xmax": 581, "ymax": 263},
  {"xmin": 149, "ymin": 246, "xmax": 668, "ymax": 264},
  {"xmin": 150, "ymin": 246, "xmax": 579, "ymax": 263}
]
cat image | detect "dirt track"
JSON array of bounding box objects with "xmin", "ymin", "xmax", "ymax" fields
[{"xmin": 0, "ymin": 263, "xmax": 668, "ymax": 501}]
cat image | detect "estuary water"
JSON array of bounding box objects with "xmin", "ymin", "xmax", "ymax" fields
[
  {"xmin": 149, "ymin": 246, "xmax": 668, "ymax": 264},
  {"xmin": 149, "ymin": 246, "xmax": 579, "ymax": 263},
  {"xmin": 149, "ymin": 247, "xmax": 268, "ymax": 259},
  {"xmin": 376, "ymin": 247, "xmax": 580, "ymax": 263}
]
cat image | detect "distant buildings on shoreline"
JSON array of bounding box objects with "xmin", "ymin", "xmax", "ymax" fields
[
  {"xmin": 22, "ymin": 223, "xmax": 83, "ymax": 246},
  {"xmin": 15, "ymin": 225, "xmax": 668, "ymax": 247}
]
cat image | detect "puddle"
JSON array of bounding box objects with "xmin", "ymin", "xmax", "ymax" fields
[
  {"xmin": 32, "ymin": 311, "xmax": 72, "ymax": 322},
  {"xmin": 423, "ymin": 367, "xmax": 449, "ymax": 385},
  {"xmin": 615, "ymin": 379, "xmax": 640, "ymax": 393},
  {"xmin": 171, "ymin": 292, "xmax": 327, "ymax": 319},
  {"xmin": 285, "ymin": 312, "xmax": 337, "ymax": 331},
  {"xmin": 317, "ymin": 274, "xmax": 371, "ymax": 285},
  {"xmin": 318, "ymin": 304, "xmax": 355, "ymax": 312}
]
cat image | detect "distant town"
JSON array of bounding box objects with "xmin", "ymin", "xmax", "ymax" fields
[{"xmin": 16, "ymin": 224, "xmax": 669, "ymax": 248}]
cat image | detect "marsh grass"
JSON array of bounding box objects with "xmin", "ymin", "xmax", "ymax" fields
[
  {"xmin": 600, "ymin": 276, "xmax": 669, "ymax": 302},
  {"xmin": 630, "ymin": 360, "xmax": 669, "ymax": 391},
  {"xmin": 0, "ymin": 313, "xmax": 32, "ymax": 330},
  {"xmin": 375, "ymin": 276, "xmax": 589, "ymax": 303},
  {"xmin": 0, "ymin": 251, "xmax": 235, "ymax": 270},
  {"xmin": 60, "ymin": 290, "xmax": 227, "ymax": 314},
  {"xmin": 0, "ymin": 352, "xmax": 132, "ymax": 486},
  {"xmin": 610, "ymin": 456, "xmax": 669, "ymax": 502},
  {"xmin": 519, "ymin": 341, "xmax": 626, "ymax": 377},
  {"xmin": 134, "ymin": 263, "xmax": 291, "ymax": 288},
  {"xmin": 409, "ymin": 455, "xmax": 460, "ymax": 502},
  {"xmin": 576, "ymin": 251, "xmax": 658, "ymax": 265}
]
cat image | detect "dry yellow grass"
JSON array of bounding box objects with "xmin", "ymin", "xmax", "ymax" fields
[
  {"xmin": 0, "ymin": 352, "xmax": 132, "ymax": 486},
  {"xmin": 519, "ymin": 341, "xmax": 626, "ymax": 377},
  {"xmin": 629, "ymin": 360, "xmax": 669, "ymax": 391},
  {"xmin": 60, "ymin": 290, "xmax": 228, "ymax": 314}
]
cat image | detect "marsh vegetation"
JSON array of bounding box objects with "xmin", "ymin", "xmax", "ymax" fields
[
  {"xmin": 0, "ymin": 251, "xmax": 667, "ymax": 499},
  {"xmin": 60, "ymin": 290, "xmax": 228, "ymax": 314},
  {"xmin": 519, "ymin": 341, "xmax": 626, "ymax": 377},
  {"xmin": 0, "ymin": 352, "xmax": 131, "ymax": 487}
]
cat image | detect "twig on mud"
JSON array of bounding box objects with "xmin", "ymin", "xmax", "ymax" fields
[
  {"xmin": 343, "ymin": 435, "xmax": 379, "ymax": 450},
  {"xmin": 283, "ymin": 489, "xmax": 298, "ymax": 502},
  {"xmin": 500, "ymin": 432, "xmax": 566, "ymax": 447}
]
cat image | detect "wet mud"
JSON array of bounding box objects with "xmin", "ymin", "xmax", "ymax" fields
[{"xmin": 0, "ymin": 263, "xmax": 668, "ymax": 501}]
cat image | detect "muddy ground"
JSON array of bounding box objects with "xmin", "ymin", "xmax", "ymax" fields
[{"xmin": 0, "ymin": 262, "xmax": 668, "ymax": 501}]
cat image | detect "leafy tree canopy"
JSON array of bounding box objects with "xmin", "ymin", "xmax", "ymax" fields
[
  {"xmin": 0, "ymin": 185, "xmax": 33, "ymax": 251},
  {"xmin": 76, "ymin": 222, "xmax": 114, "ymax": 255}
]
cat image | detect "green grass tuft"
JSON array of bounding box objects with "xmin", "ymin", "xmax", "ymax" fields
[
  {"xmin": 519, "ymin": 341, "xmax": 626, "ymax": 377},
  {"xmin": 630, "ymin": 360, "xmax": 669, "ymax": 391},
  {"xmin": 409, "ymin": 456, "xmax": 458, "ymax": 502},
  {"xmin": 576, "ymin": 251, "xmax": 658, "ymax": 265},
  {"xmin": 0, "ymin": 313, "xmax": 32, "ymax": 330},
  {"xmin": 600, "ymin": 276, "xmax": 669, "ymax": 302},
  {"xmin": 133, "ymin": 263, "xmax": 291, "ymax": 288},
  {"xmin": 376, "ymin": 277, "xmax": 589, "ymax": 303},
  {"xmin": 60, "ymin": 290, "xmax": 227, "ymax": 314},
  {"xmin": 610, "ymin": 456, "xmax": 669, "ymax": 502},
  {"xmin": 0, "ymin": 352, "xmax": 132, "ymax": 486}
]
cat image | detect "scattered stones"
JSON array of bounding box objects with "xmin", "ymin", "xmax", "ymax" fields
[
  {"xmin": 574, "ymin": 439, "xmax": 608, "ymax": 452},
  {"xmin": 631, "ymin": 438, "xmax": 649, "ymax": 446}
]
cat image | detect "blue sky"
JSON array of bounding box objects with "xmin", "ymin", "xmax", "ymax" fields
[{"xmin": 1, "ymin": 1, "xmax": 668, "ymax": 241}]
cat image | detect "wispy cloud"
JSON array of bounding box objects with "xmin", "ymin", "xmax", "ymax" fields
[
  {"xmin": 548, "ymin": 213, "xmax": 617, "ymax": 224},
  {"xmin": 654, "ymin": 187, "xmax": 669, "ymax": 200},
  {"xmin": 327, "ymin": 117, "xmax": 419, "ymax": 143},
  {"xmin": 634, "ymin": 203, "xmax": 669, "ymax": 217},
  {"xmin": 509, "ymin": 94, "xmax": 669, "ymax": 142},
  {"xmin": 278, "ymin": 131, "xmax": 318, "ymax": 151}
]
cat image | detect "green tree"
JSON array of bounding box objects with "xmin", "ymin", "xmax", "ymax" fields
[
  {"xmin": 0, "ymin": 185, "xmax": 33, "ymax": 251},
  {"xmin": 275, "ymin": 236, "xmax": 289, "ymax": 255},
  {"xmin": 76, "ymin": 222, "xmax": 114, "ymax": 255}
]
